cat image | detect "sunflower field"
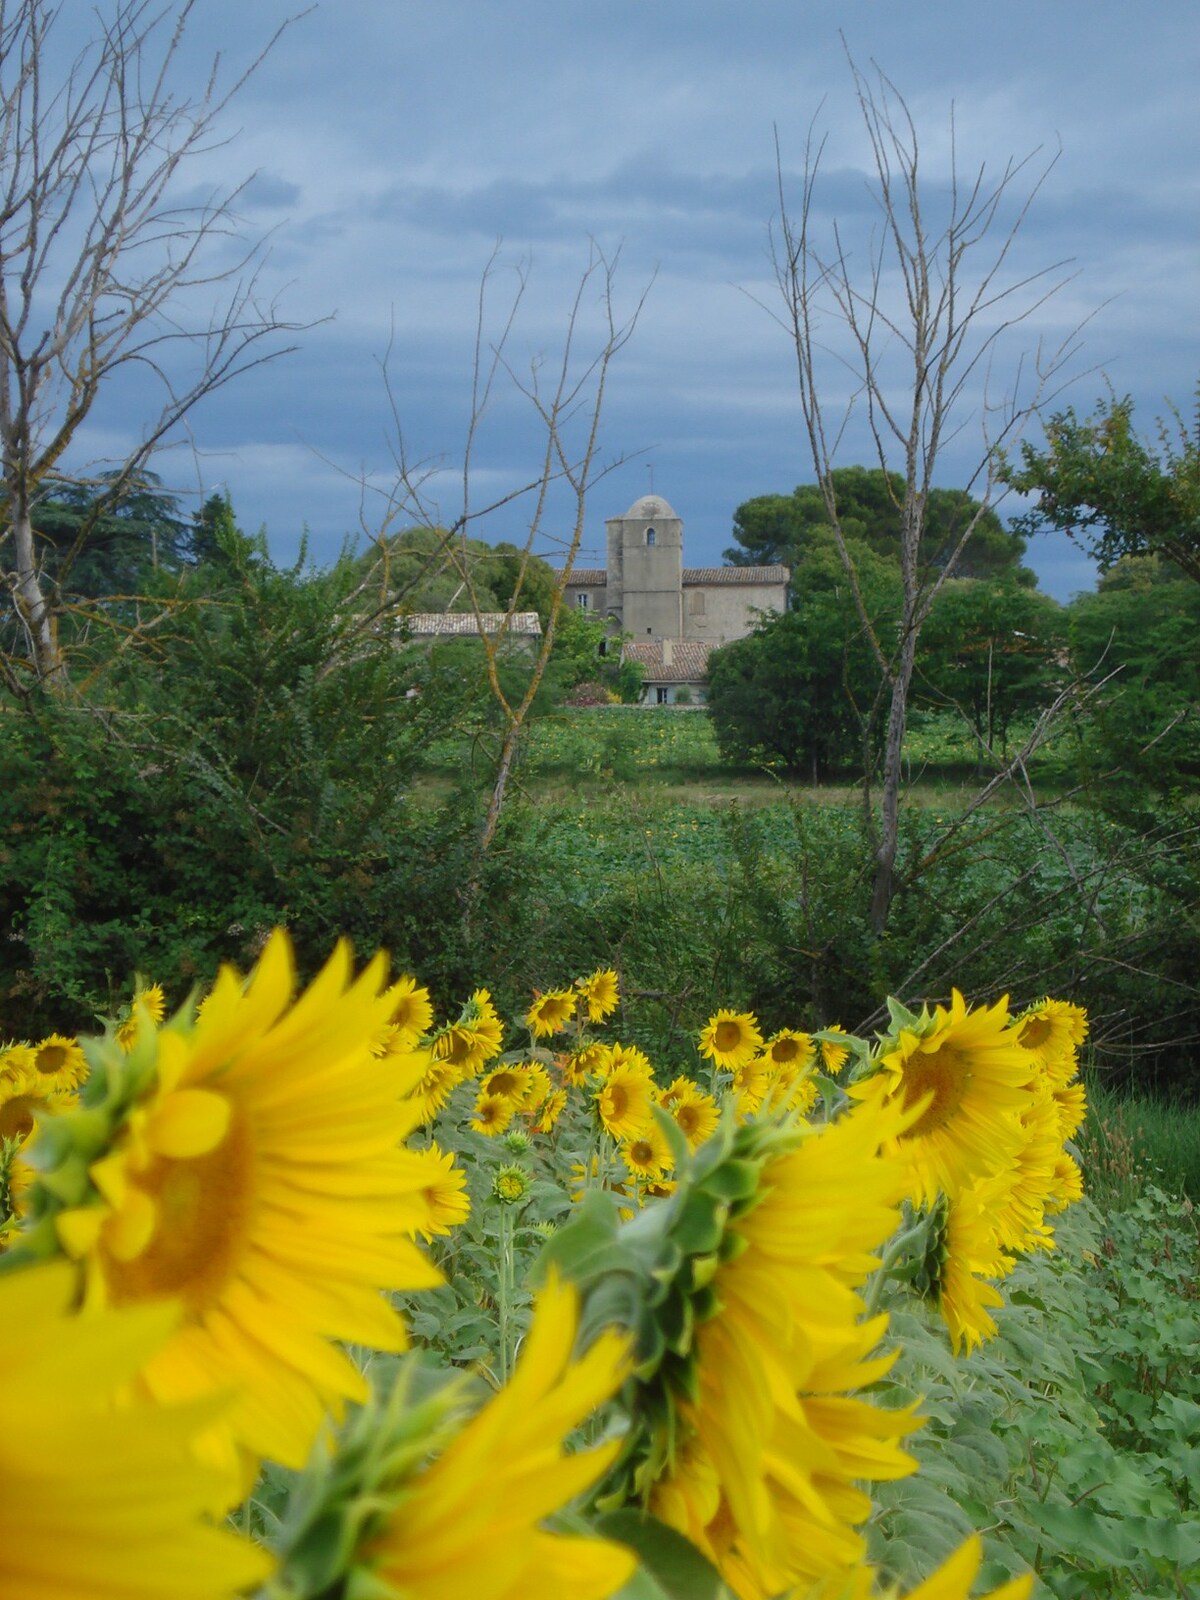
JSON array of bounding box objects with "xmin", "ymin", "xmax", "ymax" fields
[{"xmin": 2, "ymin": 936, "xmax": 1198, "ymax": 1599}]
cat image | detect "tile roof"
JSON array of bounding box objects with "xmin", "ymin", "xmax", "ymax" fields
[
  {"xmin": 400, "ymin": 611, "xmax": 543, "ymax": 637},
  {"xmin": 562, "ymin": 568, "xmax": 608, "ymax": 586},
  {"xmin": 623, "ymin": 640, "xmax": 712, "ymax": 683},
  {"xmin": 682, "ymin": 565, "xmax": 790, "ymax": 585}
]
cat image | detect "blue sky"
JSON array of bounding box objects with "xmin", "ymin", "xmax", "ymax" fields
[{"xmin": 67, "ymin": 1, "xmax": 1200, "ymax": 601}]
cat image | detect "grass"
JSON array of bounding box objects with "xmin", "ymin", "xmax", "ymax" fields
[{"xmin": 1079, "ymin": 1076, "xmax": 1200, "ymax": 1209}]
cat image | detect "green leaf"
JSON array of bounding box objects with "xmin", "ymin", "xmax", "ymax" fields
[{"xmin": 595, "ymin": 1511, "xmax": 735, "ymax": 1600}]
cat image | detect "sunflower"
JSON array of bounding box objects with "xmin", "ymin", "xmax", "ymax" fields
[
  {"xmin": 480, "ymin": 1064, "xmax": 533, "ymax": 1105},
  {"xmin": 560, "ymin": 1041, "xmax": 611, "ymax": 1085},
  {"xmin": 412, "ymin": 1143, "xmax": 471, "ymax": 1239},
  {"xmin": 697, "ymin": 1008, "xmax": 763, "ymax": 1070},
  {"xmin": 730, "ymin": 1054, "xmax": 772, "ymax": 1116},
  {"xmin": 622, "ymin": 1121, "xmax": 675, "ymax": 1184},
  {"xmin": 26, "ymin": 931, "xmax": 442, "ymax": 1482},
  {"xmin": 594, "ymin": 1062, "xmax": 655, "ymax": 1141},
  {"xmin": 862, "ymin": 990, "xmax": 1032, "ymax": 1206},
  {"xmin": 404, "ymin": 1048, "xmax": 465, "ymax": 1125},
  {"xmin": 645, "ymin": 1102, "xmax": 919, "ymax": 1597},
  {"xmin": 820, "ymin": 1023, "xmax": 851, "ymax": 1075},
  {"xmin": 668, "ymin": 1083, "xmax": 721, "ymax": 1150},
  {"xmin": 280, "ymin": 1274, "xmax": 634, "ymax": 1600},
  {"xmin": 432, "ymin": 989, "xmax": 504, "ymax": 1077},
  {"xmin": 1014, "ymin": 998, "xmax": 1087, "ymax": 1084},
  {"xmin": 116, "ymin": 981, "xmax": 167, "ymax": 1051},
  {"xmin": 492, "ymin": 1163, "xmax": 533, "ymax": 1205},
  {"xmin": 0, "ymin": 1260, "xmax": 272, "ymax": 1599},
  {"xmin": 536, "ymin": 1087, "xmax": 568, "ymax": 1132},
  {"xmin": 762, "ymin": 1029, "xmax": 816, "ymax": 1072},
  {"xmin": 764, "ymin": 1065, "xmax": 819, "ymax": 1119},
  {"xmin": 471, "ymin": 1092, "xmax": 516, "ymax": 1137},
  {"xmin": 526, "ymin": 988, "xmax": 579, "ymax": 1038},
  {"xmin": 519, "ymin": 1062, "xmax": 555, "ymax": 1114},
  {"xmin": 1051, "ymin": 1079, "xmax": 1088, "ymax": 1142},
  {"xmin": 0, "ymin": 1041, "xmax": 35, "ymax": 1080},
  {"xmin": 0, "ymin": 1067, "xmax": 77, "ymax": 1146},
  {"xmin": 930, "ymin": 1184, "xmax": 1011, "ymax": 1355},
  {"xmin": 387, "ymin": 974, "xmax": 435, "ymax": 1044},
  {"xmin": 603, "ymin": 1040, "xmax": 656, "ymax": 1080},
  {"xmin": 986, "ymin": 1091, "xmax": 1062, "ymax": 1257},
  {"xmin": 1045, "ymin": 1150, "xmax": 1084, "ymax": 1213},
  {"xmin": 577, "ymin": 967, "xmax": 620, "ymax": 1023},
  {"xmin": 555, "ymin": 1095, "xmax": 919, "ymax": 1599},
  {"xmin": 31, "ymin": 1032, "xmax": 89, "ymax": 1091}
]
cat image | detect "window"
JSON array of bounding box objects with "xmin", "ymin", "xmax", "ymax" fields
[
  {"xmin": 655, "ymin": 686, "xmax": 670, "ymax": 705},
  {"xmin": 576, "ymin": 592, "xmax": 590, "ymax": 609},
  {"xmin": 646, "ymin": 527, "xmax": 656, "ymax": 545}
]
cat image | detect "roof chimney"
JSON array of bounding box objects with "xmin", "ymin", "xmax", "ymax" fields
[{"xmin": 662, "ymin": 638, "xmax": 673, "ymax": 667}]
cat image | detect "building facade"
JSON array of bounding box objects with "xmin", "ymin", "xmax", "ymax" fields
[{"xmin": 563, "ymin": 494, "xmax": 788, "ymax": 703}]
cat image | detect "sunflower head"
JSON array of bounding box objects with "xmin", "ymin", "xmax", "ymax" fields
[
  {"xmin": 577, "ymin": 967, "xmax": 620, "ymax": 1023},
  {"xmin": 32, "ymin": 1033, "xmax": 89, "ymax": 1092},
  {"xmin": 537, "ymin": 1111, "xmax": 793, "ymax": 1500},
  {"xmin": 697, "ymin": 1008, "xmax": 763, "ymax": 1070},
  {"xmin": 560, "ymin": 1041, "xmax": 612, "ymax": 1085},
  {"xmin": 762, "ymin": 1029, "xmax": 815, "ymax": 1071},
  {"xmin": 492, "ymin": 1163, "xmax": 533, "ymax": 1206},
  {"xmin": 1014, "ymin": 997, "xmax": 1088, "ymax": 1085},
  {"xmin": 8, "ymin": 931, "xmax": 441, "ymax": 1480},
  {"xmin": 526, "ymin": 988, "xmax": 579, "ymax": 1038},
  {"xmin": 274, "ymin": 1277, "xmax": 633, "ymax": 1600},
  {"xmin": 386, "ymin": 974, "xmax": 435, "ymax": 1044}
]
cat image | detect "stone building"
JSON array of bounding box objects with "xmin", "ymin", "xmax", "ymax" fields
[{"xmin": 562, "ymin": 494, "xmax": 789, "ymax": 703}]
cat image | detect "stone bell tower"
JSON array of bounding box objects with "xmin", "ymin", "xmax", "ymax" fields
[{"xmin": 604, "ymin": 494, "xmax": 683, "ymax": 641}]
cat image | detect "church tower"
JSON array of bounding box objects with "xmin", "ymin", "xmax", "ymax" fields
[{"xmin": 604, "ymin": 494, "xmax": 683, "ymax": 640}]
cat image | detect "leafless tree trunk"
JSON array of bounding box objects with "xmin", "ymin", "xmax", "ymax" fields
[
  {"xmin": 0, "ymin": 0, "xmax": 303, "ymax": 690},
  {"xmin": 770, "ymin": 57, "xmax": 1080, "ymax": 930}
]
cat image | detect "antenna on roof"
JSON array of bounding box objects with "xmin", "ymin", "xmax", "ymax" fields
[{"xmin": 647, "ymin": 462, "xmax": 655, "ymax": 494}]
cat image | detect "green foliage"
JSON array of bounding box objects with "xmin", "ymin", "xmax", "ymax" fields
[
  {"xmin": 706, "ymin": 542, "xmax": 901, "ymax": 776},
  {"xmin": 1004, "ymin": 389, "xmax": 1200, "ymax": 583},
  {"xmin": 726, "ymin": 467, "xmax": 1035, "ymax": 585},
  {"xmin": 28, "ymin": 469, "xmax": 190, "ymax": 599},
  {"xmin": 916, "ymin": 580, "xmax": 1066, "ymax": 756},
  {"xmin": 0, "ymin": 537, "xmax": 490, "ymax": 1031},
  {"xmin": 1065, "ymin": 573, "xmax": 1200, "ymax": 801},
  {"xmin": 875, "ymin": 1191, "xmax": 1200, "ymax": 1596},
  {"xmin": 363, "ymin": 524, "xmax": 559, "ymax": 621}
]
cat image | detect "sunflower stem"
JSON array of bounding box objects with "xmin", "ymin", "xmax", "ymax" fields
[
  {"xmin": 863, "ymin": 1218, "xmax": 931, "ymax": 1318},
  {"xmin": 496, "ymin": 1202, "xmax": 515, "ymax": 1386}
]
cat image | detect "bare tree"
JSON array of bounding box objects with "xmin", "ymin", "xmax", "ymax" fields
[
  {"xmin": 0, "ymin": 0, "xmax": 303, "ymax": 690},
  {"xmin": 345, "ymin": 244, "xmax": 647, "ymax": 860},
  {"xmin": 770, "ymin": 57, "xmax": 1081, "ymax": 929}
]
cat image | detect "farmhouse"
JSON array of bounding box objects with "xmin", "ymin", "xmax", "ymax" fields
[{"xmin": 562, "ymin": 495, "xmax": 789, "ymax": 703}]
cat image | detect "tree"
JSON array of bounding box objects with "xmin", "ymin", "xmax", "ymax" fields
[
  {"xmin": 726, "ymin": 468, "xmax": 1035, "ymax": 586},
  {"xmin": 916, "ymin": 579, "xmax": 1065, "ymax": 756},
  {"xmin": 1003, "ymin": 390, "xmax": 1200, "ymax": 584},
  {"xmin": 189, "ymin": 491, "xmax": 243, "ymax": 569},
  {"xmin": 0, "ymin": 0, "xmax": 301, "ymax": 692},
  {"xmin": 1066, "ymin": 573, "xmax": 1200, "ymax": 800},
  {"xmin": 707, "ymin": 541, "xmax": 901, "ymax": 778},
  {"xmin": 769, "ymin": 60, "xmax": 1077, "ymax": 928},
  {"xmin": 28, "ymin": 469, "xmax": 190, "ymax": 599}
]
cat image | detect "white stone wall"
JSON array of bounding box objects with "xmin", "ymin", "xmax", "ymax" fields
[{"xmin": 682, "ymin": 581, "xmax": 787, "ymax": 644}]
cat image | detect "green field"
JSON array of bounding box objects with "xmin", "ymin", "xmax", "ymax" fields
[{"xmin": 421, "ymin": 704, "xmax": 1075, "ymax": 804}]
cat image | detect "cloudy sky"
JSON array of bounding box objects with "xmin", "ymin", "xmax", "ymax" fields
[{"xmin": 68, "ymin": 1, "xmax": 1200, "ymax": 600}]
